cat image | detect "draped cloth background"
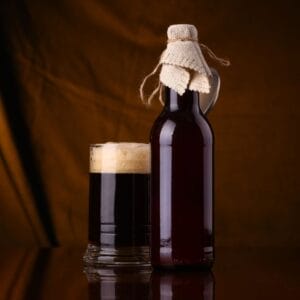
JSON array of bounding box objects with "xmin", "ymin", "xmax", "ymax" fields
[{"xmin": 0, "ymin": 0, "xmax": 299, "ymax": 247}]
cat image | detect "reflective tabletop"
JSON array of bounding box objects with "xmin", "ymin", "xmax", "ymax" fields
[{"xmin": 0, "ymin": 247, "xmax": 299, "ymax": 300}]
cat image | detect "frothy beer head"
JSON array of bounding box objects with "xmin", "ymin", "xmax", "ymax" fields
[{"xmin": 90, "ymin": 143, "xmax": 150, "ymax": 174}]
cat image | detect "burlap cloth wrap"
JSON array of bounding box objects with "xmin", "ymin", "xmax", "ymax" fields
[{"xmin": 140, "ymin": 24, "xmax": 230, "ymax": 105}]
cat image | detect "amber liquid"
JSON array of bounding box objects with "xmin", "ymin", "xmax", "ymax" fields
[
  {"xmin": 88, "ymin": 173, "xmax": 150, "ymax": 248},
  {"xmin": 150, "ymin": 87, "xmax": 214, "ymax": 268}
]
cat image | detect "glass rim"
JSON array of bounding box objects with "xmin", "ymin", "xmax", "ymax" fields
[{"xmin": 90, "ymin": 142, "xmax": 149, "ymax": 148}]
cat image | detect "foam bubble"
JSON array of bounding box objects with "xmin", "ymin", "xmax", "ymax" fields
[{"xmin": 90, "ymin": 142, "xmax": 150, "ymax": 174}]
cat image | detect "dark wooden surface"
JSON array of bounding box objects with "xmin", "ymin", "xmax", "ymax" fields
[{"xmin": 0, "ymin": 247, "xmax": 299, "ymax": 299}]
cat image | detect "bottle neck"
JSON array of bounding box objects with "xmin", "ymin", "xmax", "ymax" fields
[{"xmin": 164, "ymin": 86, "xmax": 202, "ymax": 115}]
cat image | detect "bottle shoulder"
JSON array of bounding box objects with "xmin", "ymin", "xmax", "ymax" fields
[{"xmin": 150, "ymin": 111, "xmax": 213, "ymax": 145}]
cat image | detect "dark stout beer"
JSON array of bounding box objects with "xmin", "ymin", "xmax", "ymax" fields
[
  {"xmin": 88, "ymin": 173, "xmax": 149, "ymax": 247},
  {"xmin": 84, "ymin": 143, "xmax": 150, "ymax": 266},
  {"xmin": 151, "ymin": 87, "xmax": 214, "ymax": 268}
]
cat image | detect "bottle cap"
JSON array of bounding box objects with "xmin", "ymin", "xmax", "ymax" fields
[{"xmin": 167, "ymin": 24, "xmax": 198, "ymax": 41}]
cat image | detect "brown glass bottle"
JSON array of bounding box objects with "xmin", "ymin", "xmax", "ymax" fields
[{"xmin": 150, "ymin": 86, "xmax": 214, "ymax": 268}]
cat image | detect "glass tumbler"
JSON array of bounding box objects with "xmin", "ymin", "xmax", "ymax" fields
[{"xmin": 83, "ymin": 143, "xmax": 150, "ymax": 267}]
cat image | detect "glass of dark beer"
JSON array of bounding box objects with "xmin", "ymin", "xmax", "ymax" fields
[{"xmin": 83, "ymin": 143, "xmax": 150, "ymax": 267}]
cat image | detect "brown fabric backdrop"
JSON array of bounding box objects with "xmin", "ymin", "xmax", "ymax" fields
[{"xmin": 0, "ymin": 0, "xmax": 299, "ymax": 247}]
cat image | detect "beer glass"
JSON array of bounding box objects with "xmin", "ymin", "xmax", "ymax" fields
[{"xmin": 83, "ymin": 143, "xmax": 150, "ymax": 267}]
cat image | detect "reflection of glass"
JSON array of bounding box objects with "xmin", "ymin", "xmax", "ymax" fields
[
  {"xmin": 83, "ymin": 143, "xmax": 150, "ymax": 267},
  {"xmin": 84, "ymin": 267, "xmax": 151, "ymax": 300},
  {"xmin": 151, "ymin": 270, "xmax": 214, "ymax": 299}
]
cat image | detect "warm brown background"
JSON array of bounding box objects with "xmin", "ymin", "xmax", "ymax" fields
[{"xmin": 0, "ymin": 0, "xmax": 299, "ymax": 247}]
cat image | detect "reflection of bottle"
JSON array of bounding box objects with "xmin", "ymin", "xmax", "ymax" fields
[
  {"xmin": 151, "ymin": 86, "xmax": 214, "ymax": 268},
  {"xmin": 85, "ymin": 267, "xmax": 151, "ymax": 300},
  {"xmin": 151, "ymin": 270, "xmax": 214, "ymax": 300}
]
